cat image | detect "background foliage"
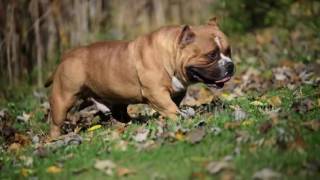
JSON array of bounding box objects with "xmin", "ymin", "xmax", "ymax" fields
[{"xmin": 1, "ymin": 0, "xmax": 319, "ymax": 92}]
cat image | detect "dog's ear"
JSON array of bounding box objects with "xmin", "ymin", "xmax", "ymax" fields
[
  {"xmin": 178, "ymin": 25, "xmax": 195, "ymax": 49},
  {"xmin": 208, "ymin": 17, "xmax": 218, "ymax": 26}
]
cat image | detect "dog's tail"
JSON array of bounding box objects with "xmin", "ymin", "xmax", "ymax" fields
[
  {"xmin": 44, "ymin": 68, "xmax": 58, "ymax": 88},
  {"xmin": 44, "ymin": 73, "xmax": 53, "ymax": 88}
]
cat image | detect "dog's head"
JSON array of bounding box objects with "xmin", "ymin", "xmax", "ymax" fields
[{"xmin": 177, "ymin": 17, "xmax": 235, "ymax": 89}]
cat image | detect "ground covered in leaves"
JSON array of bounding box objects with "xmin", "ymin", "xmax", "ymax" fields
[{"xmin": 1, "ymin": 25, "xmax": 320, "ymax": 179}]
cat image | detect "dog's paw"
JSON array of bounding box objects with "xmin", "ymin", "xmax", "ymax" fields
[{"xmin": 179, "ymin": 107, "xmax": 195, "ymax": 119}]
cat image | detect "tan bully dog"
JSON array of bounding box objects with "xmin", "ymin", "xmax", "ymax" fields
[{"xmin": 45, "ymin": 18, "xmax": 235, "ymax": 138}]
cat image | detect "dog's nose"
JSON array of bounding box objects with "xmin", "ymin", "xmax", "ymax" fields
[{"xmin": 226, "ymin": 62, "xmax": 235, "ymax": 75}]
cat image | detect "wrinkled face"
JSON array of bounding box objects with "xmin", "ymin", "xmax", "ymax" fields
[{"xmin": 178, "ymin": 21, "xmax": 235, "ymax": 89}]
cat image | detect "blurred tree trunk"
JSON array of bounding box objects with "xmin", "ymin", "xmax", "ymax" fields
[
  {"xmin": 30, "ymin": 0, "xmax": 43, "ymax": 87},
  {"xmin": 0, "ymin": 0, "xmax": 215, "ymax": 88},
  {"xmin": 5, "ymin": 4, "xmax": 15, "ymax": 86}
]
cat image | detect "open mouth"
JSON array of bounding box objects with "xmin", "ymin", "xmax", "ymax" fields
[
  {"xmin": 207, "ymin": 76, "xmax": 231, "ymax": 89},
  {"xmin": 188, "ymin": 70, "xmax": 232, "ymax": 89}
]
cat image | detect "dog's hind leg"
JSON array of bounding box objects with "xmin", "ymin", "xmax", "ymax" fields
[
  {"xmin": 49, "ymin": 61, "xmax": 85, "ymax": 138},
  {"xmin": 49, "ymin": 84, "xmax": 78, "ymax": 138}
]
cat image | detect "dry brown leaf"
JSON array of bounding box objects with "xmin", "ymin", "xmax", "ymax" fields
[
  {"xmin": 268, "ymin": 96, "xmax": 282, "ymax": 107},
  {"xmin": 46, "ymin": 166, "xmax": 62, "ymax": 174},
  {"xmin": 94, "ymin": 159, "xmax": 116, "ymax": 175},
  {"xmin": 182, "ymin": 86, "xmax": 213, "ymax": 106},
  {"xmin": 259, "ymin": 121, "xmax": 272, "ymax": 134},
  {"xmin": 14, "ymin": 133, "xmax": 30, "ymax": 146},
  {"xmin": 8, "ymin": 143, "xmax": 22, "ymax": 152},
  {"xmin": 220, "ymin": 171, "xmax": 235, "ymax": 180},
  {"xmin": 186, "ymin": 128, "xmax": 206, "ymax": 144},
  {"xmin": 190, "ymin": 172, "xmax": 206, "ymax": 180},
  {"xmin": 293, "ymin": 99, "xmax": 314, "ymax": 113},
  {"xmin": 206, "ymin": 160, "xmax": 234, "ymax": 174},
  {"xmin": 252, "ymin": 168, "xmax": 281, "ymax": 180},
  {"xmin": 224, "ymin": 122, "xmax": 241, "ymax": 129},
  {"xmin": 302, "ymin": 120, "xmax": 320, "ymax": 131},
  {"xmin": 116, "ymin": 167, "xmax": 134, "ymax": 177},
  {"xmin": 289, "ymin": 134, "xmax": 306, "ymax": 152}
]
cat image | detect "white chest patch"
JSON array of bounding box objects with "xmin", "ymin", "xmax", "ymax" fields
[{"xmin": 172, "ymin": 76, "xmax": 185, "ymax": 92}]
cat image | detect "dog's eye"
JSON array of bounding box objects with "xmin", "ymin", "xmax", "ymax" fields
[{"xmin": 207, "ymin": 49, "xmax": 220, "ymax": 61}]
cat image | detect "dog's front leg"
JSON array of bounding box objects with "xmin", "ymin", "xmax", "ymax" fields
[
  {"xmin": 146, "ymin": 89, "xmax": 193, "ymax": 120},
  {"xmin": 145, "ymin": 89, "xmax": 179, "ymax": 119}
]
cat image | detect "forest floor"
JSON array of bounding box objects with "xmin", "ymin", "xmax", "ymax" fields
[{"xmin": 1, "ymin": 26, "xmax": 320, "ymax": 180}]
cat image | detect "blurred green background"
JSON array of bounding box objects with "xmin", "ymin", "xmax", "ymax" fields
[{"xmin": 0, "ymin": 0, "xmax": 319, "ymax": 96}]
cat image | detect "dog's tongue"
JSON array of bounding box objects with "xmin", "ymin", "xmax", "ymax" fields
[{"xmin": 215, "ymin": 76, "xmax": 231, "ymax": 83}]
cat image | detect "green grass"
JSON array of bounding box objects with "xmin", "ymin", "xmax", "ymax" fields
[{"xmin": 0, "ymin": 84, "xmax": 319, "ymax": 180}]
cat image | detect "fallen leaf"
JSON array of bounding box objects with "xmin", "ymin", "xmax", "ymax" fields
[
  {"xmin": 235, "ymin": 130, "xmax": 251, "ymax": 144},
  {"xmin": 206, "ymin": 160, "xmax": 234, "ymax": 174},
  {"xmin": 114, "ymin": 140, "xmax": 128, "ymax": 151},
  {"xmin": 46, "ymin": 133, "xmax": 83, "ymax": 149},
  {"xmin": 87, "ymin": 124, "xmax": 102, "ymax": 131},
  {"xmin": 58, "ymin": 153, "xmax": 74, "ymax": 162},
  {"xmin": 186, "ymin": 128, "xmax": 206, "ymax": 144},
  {"xmin": 302, "ymin": 120, "xmax": 320, "ymax": 131},
  {"xmin": 133, "ymin": 128, "xmax": 149, "ymax": 142},
  {"xmin": 116, "ymin": 167, "xmax": 134, "ymax": 177},
  {"xmin": 175, "ymin": 130, "xmax": 185, "ymax": 141},
  {"xmin": 242, "ymin": 119, "xmax": 254, "ymax": 126},
  {"xmin": 259, "ymin": 121, "xmax": 272, "ymax": 134},
  {"xmin": 252, "ymin": 168, "xmax": 281, "ymax": 180},
  {"xmin": 267, "ymin": 96, "xmax": 282, "ymax": 107},
  {"xmin": 136, "ymin": 140, "xmax": 159, "ymax": 151},
  {"xmin": 16, "ymin": 112, "xmax": 31, "ymax": 123},
  {"xmin": 47, "ymin": 166, "xmax": 62, "ymax": 174},
  {"xmin": 289, "ymin": 134, "xmax": 306, "ymax": 152},
  {"xmin": 250, "ymin": 101, "xmax": 266, "ymax": 106},
  {"xmin": 303, "ymin": 159, "xmax": 320, "ymax": 174},
  {"xmin": 94, "ymin": 159, "xmax": 116, "ymax": 175},
  {"xmin": 221, "ymin": 93, "xmax": 235, "ymax": 101},
  {"xmin": 20, "ymin": 168, "xmax": 32, "ymax": 177},
  {"xmin": 8, "ymin": 143, "xmax": 21, "ymax": 152},
  {"xmin": 224, "ymin": 122, "xmax": 241, "ymax": 129},
  {"xmin": 211, "ymin": 126, "xmax": 222, "ymax": 136},
  {"xmin": 182, "ymin": 86, "xmax": 214, "ymax": 106},
  {"xmin": 293, "ymin": 99, "xmax": 314, "ymax": 113},
  {"xmin": 19, "ymin": 155, "xmax": 33, "ymax": 167},
  {"xmin": 232, "ymin": 106, "xmax": 246, "ymax": 121},
  {"xmin": 91, "ymin": 98, "xmax": 111, "ymax": 113},
  {"xmin": 220, "ymin": 171, "xmax": 235, "ymax": 180},
  {"xmin": 179, "ymin": 107, "xmax": 196, "ymax": 118},
  {"xmin": 14, "ymin": 133, "xmax": 30, "ymax": 146},
  {"xmin": 34, "ymin": 146, "xmax": 48, "ymax": 158},
  {"xmin": 190, "ymin": 172, "xmax": 206, "ymax": 180}
]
